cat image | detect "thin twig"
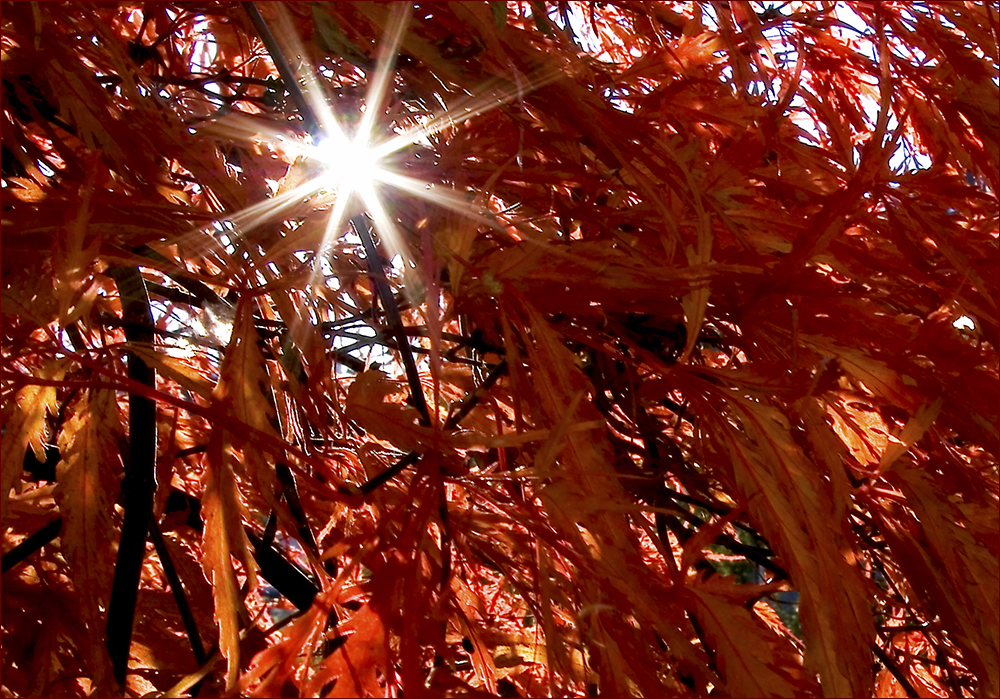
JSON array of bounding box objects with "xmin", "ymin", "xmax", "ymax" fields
[
  {"xmin": 149, "ymin": 518, "xmax": 208, "ymax": 666},
  {"xmin": 357, "ymin": 451, "xmax": 422, "ymax": 496},
  {"xmin": 276, "ymin": 461, "xmax": 320, "ymax": 557},
  {"xmin": 0, "ymin": 518, "xmax": 62, "ymax": 574},
  {"xmin": 245, "ymin": 528, "xmax": 318, "ymax": 611},
  {"xmin": 445, "ymin": 360, "xmax": 508, "ymax": 429},
  {"xmin": 872, "ymin": 640, "xmax": 919, "ymax": 698},
  {"xmin": 352, "ymin": 214, "xmax": 432, "ymax": 425}
]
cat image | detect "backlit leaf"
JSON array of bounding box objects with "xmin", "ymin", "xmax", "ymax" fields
[
  {"xmin": 1, "ymin": 382, "xmax": 57, "ymax": 522},
  {"xmin": 683, "ymin": 574, "xmax": 821, "ymax": 697},
  {"xmin": 54, "ymin": 389, "xmax": 121, "ymax": 644},
  {"xmin": 202, "ymin": 430, "xmax": 253, "ymax": 693}
]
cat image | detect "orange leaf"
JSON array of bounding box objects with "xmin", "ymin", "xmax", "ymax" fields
[
  {"xmin": 345, "ymin": 370, "xmax": 434, "ymax": 453},
  {"xmin": 53, "ymin": 389, "xmax": 120, "ymax": 686},
  {"xmin": 880, "ymin": 470, "xmax": 1000, "ymax": 695},
  {"xmin": 876, "ymin": 398, "xmax": 943, "ymax": 475},
  {"xmin": 202, "ymin": 430, "xmax": 254, "ymax": 693},
  {"xmin": 52, "ymin": 157, "xmax": 102, "ymax": 328},
  {"xmin": 243, "ymin": 605, "xmax": 326, "ymax": 697},
  {"xmin": 307, "ymin": 603, "xmax": 391, "ymax": 698},
  {"xmin": 53, "ymin": 390, "xmax": 120, "ymax": 620},
  {"xmin": 683, "ymin": 575, "xmax": 821, "ymax": 697},
  {"xmin": 1, "ymin": 381, "xmax": 57, "ymax": 522},
  {"xmin": 673, "ymin": 374, "xmax": 876, "ymax": 697},
  {"xmin": 213, "ymin": 301, "xmax": 282, "ymax": 509},
  {"xmin": 214, "ymin": 302, "xmax": 280, "ymax": 437}
]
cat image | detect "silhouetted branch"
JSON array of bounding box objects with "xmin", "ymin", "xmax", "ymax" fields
[
  {"xmin": 873, "ymin": 641, "xmax": 919, "ymax": 698},
  {"xmin": 352, "ymin": 215, "xmax": 432, "ymax": 425},
  {"xmin": 149, "ymin": 518, "xmax": 208, "ymax": 666},
  {"xmin": 243, "ymin": 1, "xmax": 319, "ymax": 135},
  {"xmin": 0, "ymin": 518, "xmax": 62, "ymax": 574},
  {"xmin": 105, "ymin": 266, "xmax": 158, "ymax": 686}
]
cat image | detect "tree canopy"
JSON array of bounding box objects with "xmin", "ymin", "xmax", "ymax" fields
[{"xmin": 1, "ymin": 1, "xmax": 997, "ymax": 697}]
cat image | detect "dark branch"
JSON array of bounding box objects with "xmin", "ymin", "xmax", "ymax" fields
[
  {"xmin": 105, "ymin": 266, "xmax": 158, "ymax": 686},
  {"xmin": 1, "ymin": 518, "xmax": 62, "ymax": 574},
  {"xmin": 352, "ymin": 214, "xmax": 432, "ymax": 425},
  {"xmin": 149, "ymin": 518, "xmax": 208, "ymax": 666},
  {"xmin": 242, "ymin": 2, "xmax": 320, "ymax": 135},
  {"xmin": 872, "ymin": 641, "xmax": 919, "ymax": 698}
]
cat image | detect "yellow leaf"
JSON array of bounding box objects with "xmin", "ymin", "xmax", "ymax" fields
[
  {"xmin": 684, "ymin": 575, "xmax": 821, "ymax": 697},
  {"xmin": 54, "ymin": 389, "xmax": 121, "ymax": 685},
  {"xmin": 876, "ymin": 398, "xmax": 943, "ymax": 475},
  {"xmin": 202, "ymin": 431, "xmax": 254, "ymax": 693},
  {"xmin": 1, "ymin": 383, "xmax": 57, "ymax": 522}
]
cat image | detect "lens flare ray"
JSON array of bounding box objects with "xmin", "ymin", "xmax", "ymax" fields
[
  {"xmin": 174, "ymin": 6, "xmax": 574, "ymax": 304},
  {"xmin": 355, "ymin": 4, "xmax": 412, "ymax": 149}
]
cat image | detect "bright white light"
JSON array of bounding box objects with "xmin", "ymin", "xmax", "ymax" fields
[
  {"xmin": 311, "ymin": 136, "xmax": 382, "ymax": 195},
  {"xmin": 953, "ymin": 315, "xmax": 975, "ymax": 331}
]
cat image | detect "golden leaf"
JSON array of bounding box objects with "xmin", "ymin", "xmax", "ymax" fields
[
  {"xmin": 1, "ymin": 383, "xmax": 57, "ymax": 523},
  {"xmin": 683, "ymin": 575, "xmax": 820, "ymax": 697},
  {"xmin": 54, "ymin": 389, "xmax": 121, "ymax": 633},
  {"xmin": 876, "ymin": 398, "xmax": 943, "ymax": 475},
  {"xmin": 201, "ymin": 430, "xmax": 254, "ymax": 693}
]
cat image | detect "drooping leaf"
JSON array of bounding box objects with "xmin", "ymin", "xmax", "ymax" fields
[
  {"xmin": 1, "ymin": 380, "xmax": 57, "ymax": 522},
  {"xmin": 878, "ymin": 469, "xmax": 1000, "ymax": 696},
  {"xmin": 53, "ymin": 388, "xmax": 121, "ymax": 686},
  {"xmin": 682, "ymin": 574, "xmax": 821, "ymax": 697},
  {"xmin": 201, "ymin": 430, "xmax": 252, "ymax": 693},
  {"xmin": 671, "ymin": 371, "xmax": 875, "ymax": 697},
  {"xmin": 3, "ymin": 2, "xmax": 997, "ymax": 696}
]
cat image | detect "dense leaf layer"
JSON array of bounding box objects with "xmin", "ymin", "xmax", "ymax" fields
[{"xmin": 2, "ymin": 2, "xmax": 997, "ymax": 697}]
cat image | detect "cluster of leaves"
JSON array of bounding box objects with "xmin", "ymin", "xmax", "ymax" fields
[{"xmin": 2, "ymin": 1, "xmax": 997, "ymax": 697}]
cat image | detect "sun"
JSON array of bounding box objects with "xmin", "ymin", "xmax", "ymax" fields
[
  {"xmin": 193, "ymin": 1, "xmax": 562, "ymax": 280},
  {"xmin": 309, "ymin": 135, "xmax": 383, "ymax": 197}
]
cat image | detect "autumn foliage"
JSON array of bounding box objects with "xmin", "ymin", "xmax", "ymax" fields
[{"xmin": 2, "ymin": 1, "xmax": 998, "ymax": 697}]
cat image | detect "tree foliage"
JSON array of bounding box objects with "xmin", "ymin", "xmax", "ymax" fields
[{"xmin": 2, "ymin": 1, "xmax": 997, "ymax": 697}]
